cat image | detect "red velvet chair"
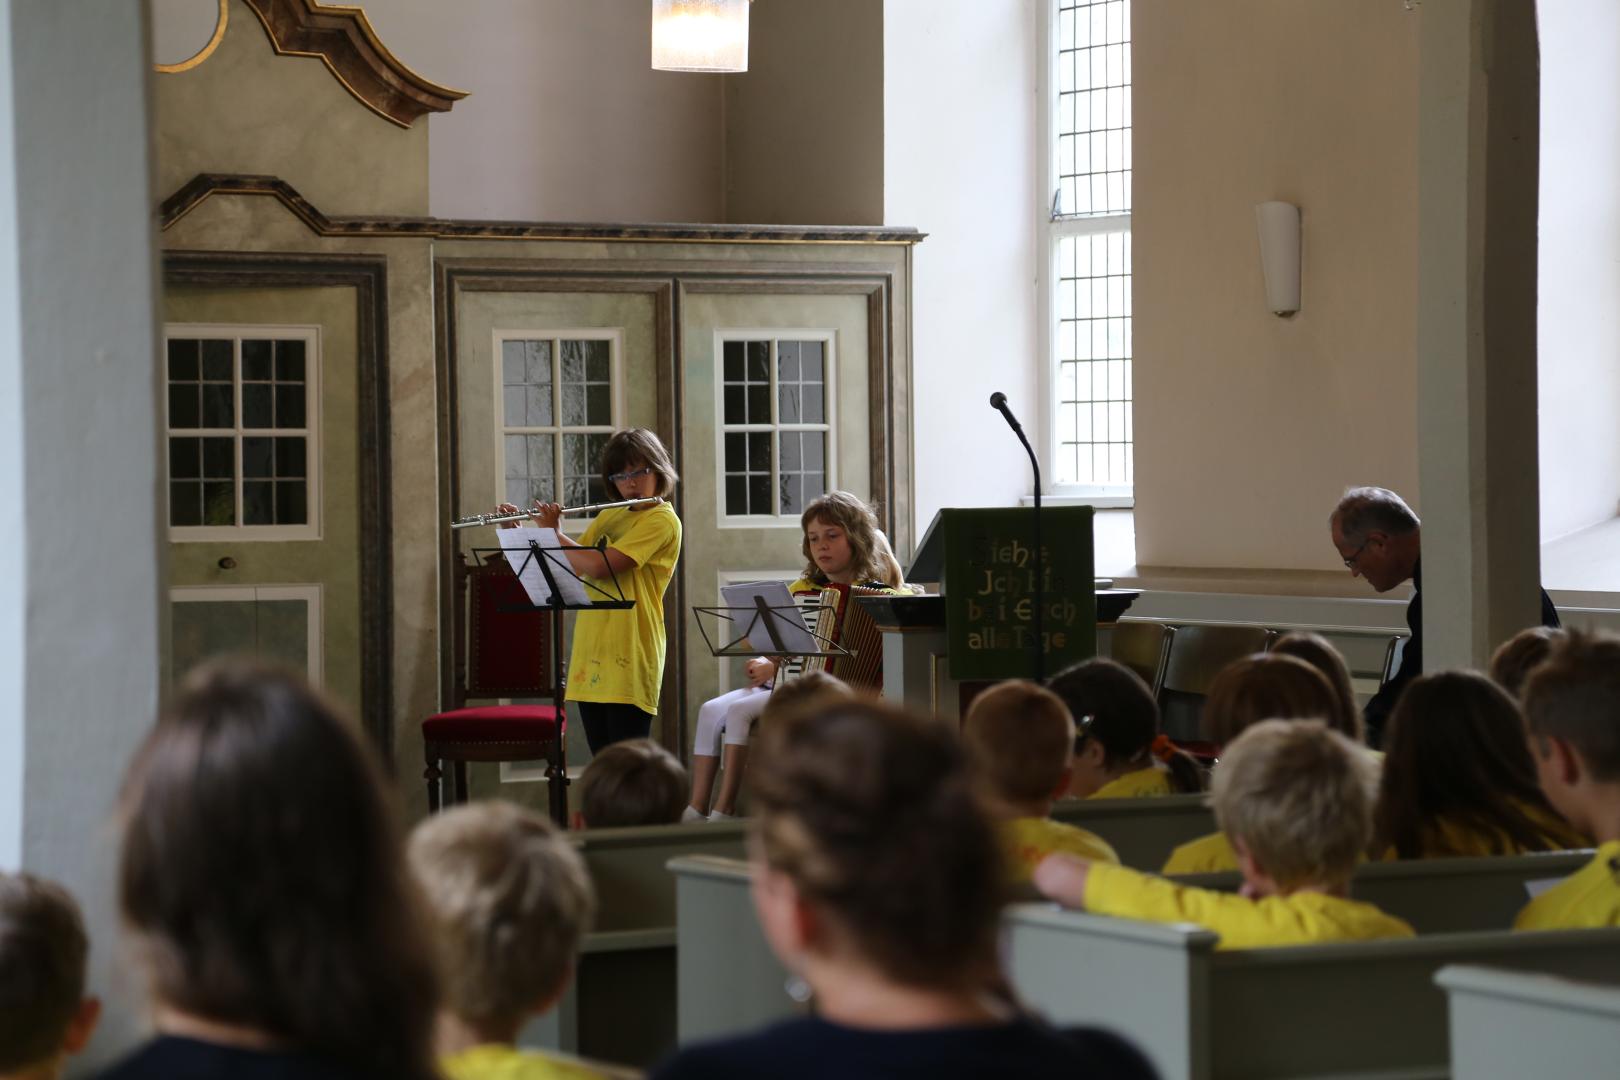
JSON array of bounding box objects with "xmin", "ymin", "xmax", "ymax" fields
[{"xmin": 423, "ymin": 556, "xmax": 565, "ymax": 821}]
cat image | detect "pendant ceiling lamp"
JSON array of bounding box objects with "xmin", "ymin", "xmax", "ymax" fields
[{"xmin": 651, "ymin": 0, "xmax": 751, "ymax": 73}]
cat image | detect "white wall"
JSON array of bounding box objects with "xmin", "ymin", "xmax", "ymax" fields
[
  {"xmin": 340, "ymin": 0, "xmax": 725, "ymax": 222},
  {"xmin": 1536, "ymin": 0, "xmax": 1620, "ymax": 543},
  {"xmin": 6, "ymin": 0, "xmax": 163, "ymax": 1065},
  {"xmin": 0, "ymin": 0, "xmax": 20, "ymax": 872},
  {"xmin": 884, "ymin": 0, "xmax": 1040, "ymax": 542}
]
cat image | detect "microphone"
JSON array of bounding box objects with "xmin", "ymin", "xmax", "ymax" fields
[{"xmin": 989, "ymin": 391, "xmax": 1025, "ymax": 434}]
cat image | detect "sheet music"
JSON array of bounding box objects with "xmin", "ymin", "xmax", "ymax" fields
[
  {"xmin": 720, "ymin": 580, "xmax": 816, "ymax": 654},
  {"xmin": 498, "ymin": 526, "xmax": 592, "ymax": 607}
]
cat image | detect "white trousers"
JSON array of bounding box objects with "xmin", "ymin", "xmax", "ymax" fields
[{"xmin": 692, "ymin": 685, "xmax": 771, "ymax": 756}]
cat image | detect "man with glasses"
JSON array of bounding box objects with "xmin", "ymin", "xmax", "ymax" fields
[{"xmin": 1329, "ymin": 486, "xmax": 1560, "ymax": 746}]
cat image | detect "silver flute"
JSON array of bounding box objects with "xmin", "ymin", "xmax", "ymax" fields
[{"xmin": 450, "ymin": 496, "xmax": 664, "ymax": 530}]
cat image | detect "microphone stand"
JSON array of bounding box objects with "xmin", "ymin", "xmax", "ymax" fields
[{"xmin": 990, "ymin": 393, "xmax": 1043, "ymax": 681}]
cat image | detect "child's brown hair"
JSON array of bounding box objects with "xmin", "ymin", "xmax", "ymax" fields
[
  {"xmin": 599, "ymin": 427, "xmax": 679, "ymax": 499},
  {"xmin": 799, "ymin": 491, "xmax": 903, "ymax": 588},
  {"xmin": 1524, "ymin": 630, "xmax": 1620, "ymax": 781},
  {"xmin": 1491, "ymin": 626, "xmax": 1567, "ymax": 700},
  {"xmin": 409, "ymin": 801, "xmax": 595, "ymax": 1029},
  {"xmin": 1212, "ymin": 720, "xmax": 1377, "ymax": 890},
  {"xmin": 1375, "ymin": 671, "xmax": 1585, "ymax": 858},
  {"xmin": 0, "ymin": 872, "xmax": 88, "ymax": 1072},
  {"xmin": 1202, "ymin": 652, "xmax": 1346, "ymax": 746},
  {"xmin": 1046, "ymin": 658, "xmax": 1202, "ymax": 793},
  {"xmin": 578, "ymin": 738, "xmax": 688, "ymax": 828},
  {"xmin": 1269, "ymin": 631, "xmax": 1364, "ymax": 743},
  {"xmin": 961, "ymin": 680, "xmax": 1074, "ymax": 805}
]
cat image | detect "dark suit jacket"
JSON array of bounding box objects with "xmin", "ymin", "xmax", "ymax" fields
[{"xmin": 1362, "ymin": 558, "xmax": 1561, "ymax": 746}]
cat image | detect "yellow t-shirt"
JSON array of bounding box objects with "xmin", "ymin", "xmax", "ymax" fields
[
  {"xmin": 1090, "ymin": 766, "xmax": 1173, "ymax": 800},
  {"xmin": 1002, "ymin": 816, "xmax": 1119, "ymax": 883},
  {"xmin": 1085, "ymin": 862, "xmax": 1415, "ymax": 949},
  {"xmin": 442, "ymin": 1043, "xmax": 604, "ymax": 1080},
  {"xmin": 568, "ymin": 502, "xmax": 682, "ymax": 714},
  {"xmin": 1162, "ymin": 830, "xmax": 1239, "ymax": 875},
  {"xmin": 1514, "ymin": 840, "xmax": 1620, "ymax": 931}
]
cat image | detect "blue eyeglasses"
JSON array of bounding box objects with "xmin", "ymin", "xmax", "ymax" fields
[{"xmin": 608, "ymin": 466, "xmax": 654, "ymax": 484}]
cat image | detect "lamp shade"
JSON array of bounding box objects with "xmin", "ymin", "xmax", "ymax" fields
[
  {"xmin": 1254, "ymin": 200, "xmax": 1301, "ymax": 316},
  {"xmin": 652, "ymin": 0, "xmax": 750, "ymax": 73}
]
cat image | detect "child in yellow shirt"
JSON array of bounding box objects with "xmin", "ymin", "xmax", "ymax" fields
[
  {"xmin": 1046, "ymin": 658, "xmax": 1203, "ymax": 799},
  {"xmin": 961, "ymin": 680, "xmax": 1119, "ymax": 882},
  {"xmin": 1160, "ymin": 653, "xmax": 1348, "ymax": 875},
  {"xmin": 1035, "ymin": 720, "xmax": 1414, "ymax": 948},
  {"xmin": 1514, "ymin": 632, "xmax": 1620, "ymax": 930},
  {"xmin": 410, "ymin": 802, "xmax": 607, "ymax": 1080}
]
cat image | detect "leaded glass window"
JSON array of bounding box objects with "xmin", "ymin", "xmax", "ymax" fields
[
  {"xmin": 718, "ymin": 335, "xmax": 833, "ymax": 521},
  {"xmin": 499, "ymin": 334, "xmax": 618, "ymax": 515},
  {"xmin": 166, "ymin": 329, "xmax": 318, "ymax": 538}
]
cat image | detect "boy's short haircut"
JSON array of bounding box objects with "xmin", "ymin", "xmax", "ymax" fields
[
  {"xmin": 407, "ymin": 801, "xmax": 595, "ymax": 1028},
  {"xmin": 1211, "ymin": 720, "xmax": 1376, "ymax": 890},
  {"xmin": 1490, "ymin": 626, "xmax": 1566, "ymax": 699},
  {"xmin": 0, "ymin": 872, "xmax": 88, "ymax": 1071},
  {"xmin": 578, "ymin": 738, "xmax": 688, "ymax": 828},
  {"xmin": 1523, "ymin": 630, "xmax": 1620, "ymax": 781},
  {"xmin": 961, "ymin": 680, "xmax": 1074, "ymax": 805}
]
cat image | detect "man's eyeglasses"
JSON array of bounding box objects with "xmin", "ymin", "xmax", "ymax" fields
[
  {"xmin": 608, "ymin": 466, "xmax": 654, "ymax": 484},
  {"xmin": 1341, "ymin": 539, "xmax": 1370, "ymax": 569}
]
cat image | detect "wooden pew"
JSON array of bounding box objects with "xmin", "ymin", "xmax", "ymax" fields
[
  {"xmin": 1050, "ymin": 793, "xmax": 1215, "ymax": 870},
  {"xmin": 522, "ymin": 822, "xmax": 747, "ymax": 1068},
  {"xmin": 1005, "ymin": 904, "xmax": 1620, "ymax": 1080},
  {"xmin": 670, "ymin": 854, "xmax": 793, "ymax": 1045},
  {"xmin": 1438, "ymin": 964, "xmax": 1620, "ymax": 1080},
  {"xmin": 1171, "ymin": 849, "xmax": 1593, "ymax": 933},
  {"xmin": 667, "ymin": 854, "xmax": 1620, "ymax": 1079}
]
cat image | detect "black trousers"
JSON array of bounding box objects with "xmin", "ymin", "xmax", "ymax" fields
[{"xmin": 576, "ymin": 701, "xmax": 655, "ymax": 756}]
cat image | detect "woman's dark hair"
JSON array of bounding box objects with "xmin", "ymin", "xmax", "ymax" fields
[
  {"xmin": 1270, "ymin": 631, "xmax": 1365, "ymax": 743},
  {"xmin": 1046, "ymin": 658, "xmax": 1202, "ymax": 793},
  {"xmin": 749, "ymin": 700, "xmax": 1003, "ymax": 990},
  {"xmin": 1202, "ymin": 652, "xmax": 1347, "ymax": 746},
  {"xmin": 1490, "ymin": 625, "xmax": 1567, "ymax": 699},
  {"xmin": 599, "ymin": 427, "xmax": 679, "ymax": 498},
  {"xmin": 118, "ymin": 659, "xmax": 440, "ymax": 1080},
  {"xmin": 1374, "ymin": 670, "xmax": 1587, "ymax": 859}
]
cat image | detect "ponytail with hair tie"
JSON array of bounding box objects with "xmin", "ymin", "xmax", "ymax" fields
[{"xmin": 1151, "ymin": 733, "xmax": 1176, "ymax": 763}]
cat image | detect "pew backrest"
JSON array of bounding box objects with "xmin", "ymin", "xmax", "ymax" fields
[
  {"xmin": 669, "ymin": 854, "xmax": 794, "ymax": 1045},
  {"xmin": 1050, "ymin": 793, "xmax": 1215, "ymax": 870},
  {"xmin": 1170, "ymin": 849, "xmax": 1593, "ymax": 934},
  {"xmin": 1438, "ymin": 964, "xmax": 1620, "ymax": 1080},
  {"xmin": 573, "ymin": 820, "xmax": 748, "ymax": 932},
  {"xmin": 1004, "ymin": 902, "xmax": 1620, "ymax": 1080}
]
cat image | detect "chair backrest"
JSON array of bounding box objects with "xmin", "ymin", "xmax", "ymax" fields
[
  {"xmin": 1109, "ymin": 620, "xmax": 1176, "ymax": 695},
  {"xmin": 460, "ymin": 555, "xmax": 555, "ymax": 702},
  {"xmin": 1157, "ymin": 624, "xmax": 1277, "ymax": 696}
]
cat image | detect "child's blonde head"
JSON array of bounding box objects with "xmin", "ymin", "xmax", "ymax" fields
[
  {"xmin": 408, "ymin": 801, "xmax": 595, "ymax": 1029},
  {"xmin": 1211, "ymin": 720, "xmax": 1376, "ymax": 890},
  {"xmin": 578, "ymin": 738, "xmax": 688, "ymax": 828},
  {"xmin": 961, "ymin": 680, "xmax": 1074, "ymax": 806},
  {"xmin": 800, "ymin": 491, "xmax": 903, "ymax": 588}
]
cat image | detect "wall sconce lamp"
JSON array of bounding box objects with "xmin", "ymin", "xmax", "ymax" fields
[
  {"xmin": 1255, "ymin": 200, "xmax": 1301, "ymax": 316},
  {"xmin": 652, "ymin": 0, "xmax": 752, "ymax": 73}
]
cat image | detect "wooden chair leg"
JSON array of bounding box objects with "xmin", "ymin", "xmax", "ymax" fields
[
  {"xmin": 453, "ymin": 760, "xmax": 469, "ymax": 805},
  {"xmin": 424, "ymin": 753, "xmax": 443, "ymax": 814}
]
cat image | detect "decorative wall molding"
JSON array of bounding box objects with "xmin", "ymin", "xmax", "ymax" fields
[
  {"xmin": 241, "ymin": 0, "xmax": 467, "ymax": 128},
  {"xmin": 160, "ymin": 173, "xmax": 929, "ymax": 246}
]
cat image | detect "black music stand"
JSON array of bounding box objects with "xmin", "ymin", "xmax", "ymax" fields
[
  {"xmin": 474, "ymin": 538, "xmax": 634, "ymax": 826},
  {"xmin": 692, "ymin": 593, "xmax": 850, "ymax": 692}
]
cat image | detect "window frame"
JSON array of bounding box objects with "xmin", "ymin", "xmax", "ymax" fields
[
  {"xmin": 1038, "ymin": 0, "xmax": 1135, "ymax": 506},
  {"xmin": 164, "ymin": 323, "xmax": 323, "ymax": 542},
  {"xmin": 492, "ymin": 328, "xmax": 627, "ymax": 517},
  {"xmin": 713, "ymin": 329, "xmax": 839, "ymax": 530}
]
